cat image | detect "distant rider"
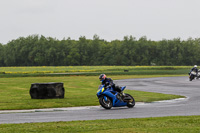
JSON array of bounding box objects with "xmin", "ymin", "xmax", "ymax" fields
[
  {"xmin": 99, "ymin": 74, "xmax": 124, "ymax": 96},
  {"xmin": 190, "ymin": 65, "xmax": 198, "ymax": 77}
]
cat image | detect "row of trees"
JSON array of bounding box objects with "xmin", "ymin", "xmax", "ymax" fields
[{"xmin": 0, "ymin": 35, "xmax": 200, "ymax": 66}]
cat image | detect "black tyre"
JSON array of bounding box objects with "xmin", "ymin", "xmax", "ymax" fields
[
  {"xmin": 47, "ymin": 88, "xmax": 56, "ymax": 98},
  {"xmin": 59, "ymin": 88, "xmax": 65, "ymax": 98},
  {"xmin": 189, "ymin": 75, "xmax": 194, "ymax": 81},
  {"xmin": 30, "ymin": 88, "xmax": 38, "ymax": 99},
  {"xmin": 99, "ymin": 96, "xmax": 113, "ymax": 109},
  {"xmin": 125, "ymin": 94, "xmax": 135, "ymax": 108}
]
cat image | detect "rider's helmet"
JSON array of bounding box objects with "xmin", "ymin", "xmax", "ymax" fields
[
  {"xmin": 194, "ymin": 65, "xmax": 197, "ymax": 68},
  {"xmin": 99, "ymin": 74, "xmax": 106, "ymax": 81}
]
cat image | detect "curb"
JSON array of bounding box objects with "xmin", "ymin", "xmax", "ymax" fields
[
  {"xmin": 0, "ymin": 97, "xmax": 188, "ymax": 114},
  {"xmin": 0, "ymin": 106, "xmax": 100, "ymax": 114}
]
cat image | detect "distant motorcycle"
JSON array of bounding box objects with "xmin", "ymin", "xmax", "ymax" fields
[
  {"xmin": 96, "ymin": 85, "xmax": 135, "ymax": 109},
  {"xmin": 189, "ymin": 71, "xmax": 196, "ymax": 81},
  {"xmin": 189, "ymin": 70, "xmax": 200, "ymax": 81}
]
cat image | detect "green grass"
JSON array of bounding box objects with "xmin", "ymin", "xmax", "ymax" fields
[
  {"xmin": 0, "ymin": 75, "xmax": 184, "ymax": 110},
  {"xmin": 0, "ymin": 66, "xmax": 191, "ymax": 78},
  {"xmin": 0, "ymin": 66, "xmax": 191, "ymax": 73},
  {"xmin": 0, "ymin": 66, "xmax": 190, "ymax": 78},
  {"xmin": 1, "ymin": 116, "xmax": 200, "ymax": 133}
]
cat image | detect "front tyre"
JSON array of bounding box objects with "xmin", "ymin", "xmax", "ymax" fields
[
  {"xmin": 99, "ymin": 96, "xmax": 113, "ymax": 109},
  {"xmin": 189, "ymin": 75, "xmax": 194, "ymax": 81},
  {"xmin": 125, "ymin": 94, "xmax": 135, "ymax": 108}
]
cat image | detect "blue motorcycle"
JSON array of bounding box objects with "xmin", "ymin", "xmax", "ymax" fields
[{"xmin": 96, "ymin": 85, "xmax": 135, "ymax": 109}]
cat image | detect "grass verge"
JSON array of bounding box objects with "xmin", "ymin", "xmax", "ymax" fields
[
  {"xmin": 0, "ymin": 66, "xmax": 190, "ymax": 78},
  {"xmin": 0, "ymin": 75, "xmax": 184, "ymax": 110},
  {"xmin": 0, "ymin": 116, "xmax": 200, "ymax": 133}
]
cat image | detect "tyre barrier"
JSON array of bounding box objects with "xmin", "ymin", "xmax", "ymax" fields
[{"xmin": 30, "ymin": 82, "xmax": 65, "ymax": 99}]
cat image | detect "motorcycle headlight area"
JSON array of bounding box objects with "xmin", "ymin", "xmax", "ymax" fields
[{"xmin": 97, "ymin": 87, "xmax": 105, "ymax": 93}]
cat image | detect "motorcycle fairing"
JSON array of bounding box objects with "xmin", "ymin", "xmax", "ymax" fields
[{"xmin": 97, "ymin": 85, "xmax": 128, "ymax": 107}]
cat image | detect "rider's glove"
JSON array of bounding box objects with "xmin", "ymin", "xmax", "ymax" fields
[
  {"xmin": 105, "ymin": 82, "xmax": 110, "ymax": 86},
  {"xmin": 106, "ymin": 85, "xmax": 111, "ymax": 89}
]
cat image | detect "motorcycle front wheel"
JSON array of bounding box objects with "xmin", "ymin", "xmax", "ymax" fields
[
  {"xmin": 99, "ymin": 96, "xmax": 113, "ymax": 109},
  {"xmin": 189, "ymin": 75, "xmax": 194, "ymax": 81}
]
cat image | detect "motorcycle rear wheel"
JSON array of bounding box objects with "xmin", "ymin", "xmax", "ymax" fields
[
  {"xmin": 125, "ymin": 94, "xmax": 135, "ymax": 108},
  {"xmin": 99, "ymin": 96, "xmax": 113, "ymax": 109}
]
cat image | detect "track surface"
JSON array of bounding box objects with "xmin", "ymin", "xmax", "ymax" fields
[{"xmin": 1, "ymin": 76, "xmax": 200, "ymax": 124}]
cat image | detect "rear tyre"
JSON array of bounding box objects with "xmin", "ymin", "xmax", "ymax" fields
[
  {"xmin": 125, "ymin": 94, "xmax": 135, "ymax": 108},
  {"xmin": 99, "ymin": 96, "xmax": 113, "ymax": 109}
]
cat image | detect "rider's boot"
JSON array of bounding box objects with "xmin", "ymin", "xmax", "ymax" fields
[
  {"xmin": 120, "ymin": 92, "xmax": 125, "ymax": 97},
  {"xmin": 118, "ymin": 92, "xmax": 125, "ymax": 101}
]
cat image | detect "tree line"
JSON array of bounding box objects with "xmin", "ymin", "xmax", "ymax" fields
[{"xmin": 0, "ymin": 34, "xmax": 200, "ymax": 66}]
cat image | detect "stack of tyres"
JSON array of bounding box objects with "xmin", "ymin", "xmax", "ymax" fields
[{"xmin": 30, "ymin": 82, "xmax": 65, "ymax": 99}]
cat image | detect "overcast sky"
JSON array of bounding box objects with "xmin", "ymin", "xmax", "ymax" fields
[{"xmin": 0, "ymin": 0, "xmax": 200, "ymax": 44}]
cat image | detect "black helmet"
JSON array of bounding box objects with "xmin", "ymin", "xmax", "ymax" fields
[{"xmin": 99, "ymin": 74, "xmax": 106, "ymax": 81}]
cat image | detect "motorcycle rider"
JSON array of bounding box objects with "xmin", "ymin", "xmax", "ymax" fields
[
  {"xmin": 190, "ymin": 65, "xmax": 198, "ymax": 77},
  {"xmin": 99, "ymin": 74, "xmax": 125, "ymax": 97}
]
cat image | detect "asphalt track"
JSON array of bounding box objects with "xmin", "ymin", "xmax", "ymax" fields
[{"xmin": 0, "ymin": 76, "xmax": 200, "ymax": 124}]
